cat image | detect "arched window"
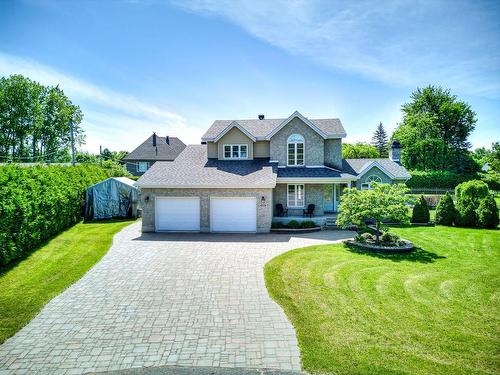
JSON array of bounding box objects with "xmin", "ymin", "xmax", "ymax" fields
[
  {"xmin": 287, "ymin": 134, "xmax": 304, "ymax": 166},
  {"xmin": 361, "ymin": 175, "xmax": 382, "ymax": 190}
]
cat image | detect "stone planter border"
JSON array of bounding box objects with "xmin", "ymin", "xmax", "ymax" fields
[
  {"xmin": 271, "ymin": 226, "xmax": 322, "ymax": 234},
  {"xmin": 345, "ymin": 239, "xmax": 414, "ymax": 253}
]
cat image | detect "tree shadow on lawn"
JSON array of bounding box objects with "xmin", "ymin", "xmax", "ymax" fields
[{"xmin": 345, "ymin": 244, "xmax": 446, "ymax": 264}]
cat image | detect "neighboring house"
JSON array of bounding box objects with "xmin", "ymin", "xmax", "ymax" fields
[
  {"xmin": 122, "ymin": 133, "xmax": 186, "ymax": 176},
  {"xmin": 136, "ymin": 111, "xmax": 410, "ymax": 233}
]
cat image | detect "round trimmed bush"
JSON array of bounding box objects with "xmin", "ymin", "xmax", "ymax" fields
[
  {"xmin": 477, "ymin": 195, "xmax": 499, "ymax": 229},
  {"xmin": 287, "ymin": 220, "xmax": 300, "ymax": 229},
  {"xmin": 455, "ymin": 201, "xmax": 478, "ymax": 227},
  {"xmin": 300, "ymin": 220, "xmax": 316, "ymax": 229},
  {"xmin": 435, "ymin": 192, "xmax": 456, "ymax": 226},
  {"xmin": 411, "ymin": 195, "xmax": 430, "ymax": 223}
]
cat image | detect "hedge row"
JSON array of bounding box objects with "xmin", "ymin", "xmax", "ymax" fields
[
  {"xmin": 406, "ymin": 170, "xmax": 479, "ymax": 189},
  {"xmin": 0, "ymin": 164, "xmax": 111, "ymax": 266}
]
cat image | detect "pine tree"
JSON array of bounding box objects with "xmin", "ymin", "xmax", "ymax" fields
[{"xmin": 371, "ymin": 122, "xmax": 388, "ymax": 157}]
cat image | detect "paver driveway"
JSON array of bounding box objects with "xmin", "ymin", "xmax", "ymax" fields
[{"xmin": 0, "ymin": 222, "xmax": 354, "ymax": 374}]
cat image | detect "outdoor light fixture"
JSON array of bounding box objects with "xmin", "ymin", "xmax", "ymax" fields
[
  {"xmin": 145, "ymin": 195, "xmax": 150, "ymax": 202},
  {"xmin": 261, "ymin": 196, "xmax": 266, "ymax": 204}
]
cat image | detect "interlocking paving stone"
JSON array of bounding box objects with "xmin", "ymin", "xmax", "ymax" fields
[{"xmin": 0, "ymin": 222, "xmax": 353, "ymax": 374}]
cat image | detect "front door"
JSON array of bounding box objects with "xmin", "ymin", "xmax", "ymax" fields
[{"xmin": 323, "ymin": 185, "xmax": 334, "ymax": 212}]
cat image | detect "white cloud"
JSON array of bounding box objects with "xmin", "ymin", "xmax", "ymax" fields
[
  {"xmin": 0, "ymin": 53, "xmax": 203, "ymax": 152},
  {"xmin": 175, "ymin": 0, "xmax": 500, "ymax": 98}
]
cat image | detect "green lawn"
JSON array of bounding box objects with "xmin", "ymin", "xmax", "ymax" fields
[
  {"xmin": 265, "ymin": 226, "xmax": 500, "ymax": 374},
  {"xmin": 0, "ymin": 220, "xmax": 134, "ymax": 344}
]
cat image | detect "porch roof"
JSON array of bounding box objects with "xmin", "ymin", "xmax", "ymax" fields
[{"xmin": 276, "ymin": 166, "xmax": 357, "ymax": 182}]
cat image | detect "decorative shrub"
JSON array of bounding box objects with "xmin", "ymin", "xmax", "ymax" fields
[
  {"xmin": 477, "ymin": 195, "xmax": 499, "ymax": 229},
  {"xmin": 300, "ymin": 220, "xmax": 316, "ymax": 228},
  {"xmin": 455, "ymin": 201, "xmax": 478, "ymax": 227},
  {"xmin": 406, "ymin": 170, "xmax": 478, "ymax": 189},
  {"xmin": 360, "ymin": 233, "xmax": 374, "ymax": 242},
  {"xmin": 381, "ymin": 231, "xmax": 400, "ymax": 244},
  {"xmin": 454, "ymin": 180, "xmax": 489, "ymax": 228},
  {"xmin": 455, "ymin": 180, "xmax": 489, "ymax": 206},
  {"xmin": 287, "ymin": 220, "xmax": 300, "ymax": 229},
  {"xmin": 411, "ymin": 195, "xmax": 430, "ymax": 223},
  {"xmin": 271, "ymin": 221, "xmax": 284, "ymax": 229},
  {"xmin": 435, "ymin": 192, "xmax": 456, "ymax": 226},
  {"xmin": 0, "ymin": 164, "xmax": 113, "ymax": 265}
]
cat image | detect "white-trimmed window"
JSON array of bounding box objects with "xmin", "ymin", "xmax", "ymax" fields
[
  {"xmin": 223, "ymin": 144, "xmax": 248, "ymax": 159},
  {"xmin": 287, "ymin": 184, "xmax": 305, "ymax": 207},
  {"xmin": 287, "ymin": 134, "xmax": 304, "ymax": 166},
  {"xmin": 137, "ymin": 161, "xmax": 150, "ymax": 172},
  {"xmin": 361, "ymin": 175, "xmax": 382, "ymax": 190}
]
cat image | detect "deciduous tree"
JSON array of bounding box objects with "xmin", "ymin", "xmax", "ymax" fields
[{"xmin": 393, "ymin": 86, "xmax": 477, "ymax": 172}]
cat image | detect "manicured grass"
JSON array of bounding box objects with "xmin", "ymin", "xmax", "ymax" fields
[
  {"xmin": 0, "ymin": 220, "xmax": 134, "ymax": 344},
  {"xmin": 265, "ymin": 226, "xmax": 499, "ymax": 374}
]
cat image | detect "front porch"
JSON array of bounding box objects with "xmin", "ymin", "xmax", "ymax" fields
[
  {"xmin": 273, "ymin": 182, "xmax": 351, "ymax": 219},
  {"xmin": 272, "ymin": 214, "xmax": 338, "ymax": 227}
]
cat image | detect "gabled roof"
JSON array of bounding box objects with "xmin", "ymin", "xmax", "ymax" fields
[
  {"xmin": 122, "ymin": 134, "xmax": 186, "ymax": 161},
  {"xmin": 136, "ymin": 145, "xmax": 277, "ymax": 188},
  {"xmin": 343, "ymin": 159, "xmax": 411, "ymax": 180},
  {"xmin": 201, "ymin": 111, "xmax": 346, "ymax": 141}
]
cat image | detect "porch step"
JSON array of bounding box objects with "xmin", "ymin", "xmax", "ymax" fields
[{"xmin": 324, "ymin": 216, "xmax": 338, "ymax": 229}]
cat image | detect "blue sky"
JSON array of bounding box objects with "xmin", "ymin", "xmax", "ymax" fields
[{"xmin": 0, "ymin": 0, "xmax": 499, "ymax": 153}]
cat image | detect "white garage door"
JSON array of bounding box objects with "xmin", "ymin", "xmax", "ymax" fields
[
  {"xmin": 155, "ymin": 197, "xmax": 200, "ymax": 231},
  {"xmin": 211, "ymin": 197, "xmax": 257, "ymax": 232}
]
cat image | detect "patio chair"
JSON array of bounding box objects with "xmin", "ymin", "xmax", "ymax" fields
[
  {"xmin": 303, "ymin": 204, "xmax": 315, "ymax": 218},
  {"xmin": 275, "ymin": 204, "xmax": 288, "ymax": 217}
]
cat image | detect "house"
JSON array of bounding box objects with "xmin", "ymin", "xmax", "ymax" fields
[
  {"xmin": 122, "ymin": 133, "xmax": 186, "ymax": 176},
  {"xmin": 136, "ymin": 111, "xmax": 410, "ymax": 233}
]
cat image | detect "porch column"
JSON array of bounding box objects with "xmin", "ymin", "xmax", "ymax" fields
[{"xmin": 333, "ymin": 184, "xmax": 337, "ymax": 212}]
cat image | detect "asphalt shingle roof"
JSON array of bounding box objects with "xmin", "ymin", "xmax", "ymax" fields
[
  {"xmin": 201, "ymin": 117, "xmax": 346, "ymax": 140},
  {"xmin": 122, "ymin": 135, "xmax": 186, "ymax": 161},
  {"xmin": 343, "ymin": 159, "xmax": 411, "ymax": 179},
  {"xmin": 136, "ymin": 145, "xmax": 278, "ymax": 188},
  {"xmin": 277, "ymin": 167, "xmax": 357, "ymax": 179}
]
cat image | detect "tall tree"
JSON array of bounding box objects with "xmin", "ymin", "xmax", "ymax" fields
[
  {"xmin": 0, "ymin": 75, "xmax": 84, "ymax": 162},
  {"xmin": 342, "ymin": 142, "xmax": 379, "ymax": 159},
  {"xmin": 371, "ymin": 122, "xmax": 388, "ymax": 157},
  {"xmin": 392, "ymin": 86, "xmax": 477, "ymax": 172}
]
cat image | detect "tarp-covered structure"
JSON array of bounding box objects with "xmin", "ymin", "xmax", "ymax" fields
[{"xmin": 85, "ymin": 177, "xmax": 139, "ymax": 220}]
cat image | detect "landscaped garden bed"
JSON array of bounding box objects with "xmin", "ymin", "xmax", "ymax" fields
[{"xmin": 271, "ymin": 220, "xmax": 321, "ymax": 233}]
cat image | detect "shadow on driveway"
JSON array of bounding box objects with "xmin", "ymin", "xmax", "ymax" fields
[{"xmin": 131, "ymin": 230, "xmax": 355, "ymax": 243}]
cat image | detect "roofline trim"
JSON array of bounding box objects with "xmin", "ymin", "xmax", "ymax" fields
[
  {"xmin": 137, "ymin": 184, "xmax": 277, "ymax": 189},
  {"xmin": 265, "ymin": 111, "xmax": 328, "ymax": 140},
  {"xmin": 356, "ymin": 160, "xmax": 397, "ymax": 179},
  {"xmin": 212, "ymin": 121, "xmax": 257, "ymax": 142}
]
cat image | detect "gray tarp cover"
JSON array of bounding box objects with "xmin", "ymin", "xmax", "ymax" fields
[{"xmin": 85, "ymin": 177, "xmax": 139, "ymax": 220}]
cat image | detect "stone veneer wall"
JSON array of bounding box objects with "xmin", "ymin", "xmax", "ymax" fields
[
  {"xmin": 273, "ymin": 184, "xmax": 325, "ymax": 216},
  {"xmin": 324, "ymin": 138, "xmax": 342, "ymax": 170},
  {"xmin": 270, "ymin": 117, "xmax": 324, "ymax": 165},
  {"xmin": 140, "ymin": 188, "xmax": 273, "ymax": 233}
]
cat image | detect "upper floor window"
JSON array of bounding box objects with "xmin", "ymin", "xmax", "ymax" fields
[
  {"xmin": 137, "ymin": 161, "xmax": 150, "ymax": 172},
  {"xmin": 361, "ymin": 175, "xmax": 382, "ymax": 190},
  {"xmin": 287, "ymin": 134, "xmax": 304, "ymax": 166},
  {"xmin": 223, "ymin": 144, "xmax": 248, "ymax": 159}
]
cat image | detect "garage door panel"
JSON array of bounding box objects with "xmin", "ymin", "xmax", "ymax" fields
[
  {"xmin": 211, "ymin": 198, "xmax": 256, "ymax": 232},
  {"xmin": 156, "ymin": 197, "xmax": 200, "ymax": 231}
]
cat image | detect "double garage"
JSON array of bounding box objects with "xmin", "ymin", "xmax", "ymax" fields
[{"xmin": 155, "ymin": 196, "xmax": 258, "ymax": 232}]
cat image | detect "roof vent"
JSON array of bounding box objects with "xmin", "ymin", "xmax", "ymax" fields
[
  {"xmin": 152, "ymin": 132, "xmax": 157, "ymax": 147},
  {"xmin": 258, "ymin": 114, "xmax": 265, "ymax": 120},
  {"xmin": 166, "ymin": 135, "xmax": 170, "ymax": 145}
]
